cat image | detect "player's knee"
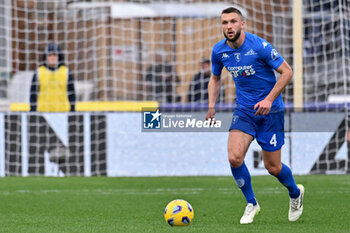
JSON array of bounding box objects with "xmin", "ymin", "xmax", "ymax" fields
[
  {"xmin": 266, "ymin": 165, "xmax": 281, "ymax": 176},
  {"xmin": 228, "ymin": 154, "xmax": 244, "ymax": 168}
]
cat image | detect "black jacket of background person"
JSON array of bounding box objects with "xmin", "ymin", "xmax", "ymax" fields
[
  {"xmin": 30, "ymin": 43, "xmax": 75, "ymax": 112},
  {"xmin": 145, "ymin": 63, "xmax": 180, "ymax": 103},
  {"xmin": 188, "ymin": 71, "xmax": 211, "ymax": 103},
  {"xmin": 188, "ymin": 71, "xmax": 225, "ymax": 103}
]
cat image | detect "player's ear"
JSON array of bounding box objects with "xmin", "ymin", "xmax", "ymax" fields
[{"xmin": 241, "ymin": 20, "xmax": 245, "ymax": 29}]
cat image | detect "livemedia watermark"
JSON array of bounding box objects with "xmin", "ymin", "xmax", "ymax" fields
[{"xmin": 142, "ymin": 109, "xmax": 224, "ymax": 132}]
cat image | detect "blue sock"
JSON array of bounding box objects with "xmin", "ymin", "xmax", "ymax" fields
[
  {"xmin": 275, "ymin": 163, "xmax": 300, "ymax": 198},
  {"xmin": 230, "ymin": 162, "xmax": 257, "ymax": 205}
]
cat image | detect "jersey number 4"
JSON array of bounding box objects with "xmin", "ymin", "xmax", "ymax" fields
[{"xmin": 270, "ymin": 134, "xmax": 277, "ymax": 147}]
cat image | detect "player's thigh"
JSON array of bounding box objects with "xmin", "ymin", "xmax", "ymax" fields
[
  {"xmin": 262, "ymin": 149, "xmax": 282, "ymax": 175},
  {"xmin": 227, "ymin": 130, "xmax": 253, "ymax": 167}
]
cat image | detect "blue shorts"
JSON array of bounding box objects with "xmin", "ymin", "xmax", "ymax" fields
[{"xmin": 229, "ymin": 108, "xmax": 284, "ymax": 152}]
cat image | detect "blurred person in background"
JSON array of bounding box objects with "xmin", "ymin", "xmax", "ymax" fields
[
  {"xmin": 188, "ymin": 58, "xmax": 225, "ymax": 104},
  {"xmin": 30, "ymin": 42, "xmax": 75, "ymax": 112},
  {"xmin": 144, "ymin": 51, "xmax": 179, "ymax": 103}
]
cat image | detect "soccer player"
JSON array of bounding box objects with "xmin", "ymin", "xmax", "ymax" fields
[{"xmin": 206, "ymin": 7, "xmax": 304, "ymax": 224}]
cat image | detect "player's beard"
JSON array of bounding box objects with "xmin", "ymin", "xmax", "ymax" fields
[{"xmin": 224, "ymin": 29, "xmax": 241, "ymax": 43}]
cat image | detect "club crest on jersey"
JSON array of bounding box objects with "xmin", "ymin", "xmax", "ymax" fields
[{"xmin": 234, "ymin": 53, "xmax": 240, "ymax": 62}]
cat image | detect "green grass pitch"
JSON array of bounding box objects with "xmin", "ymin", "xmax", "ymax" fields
[{"xmin": 0, "ymin": 175, "xmax": 349, "ymax": 233}]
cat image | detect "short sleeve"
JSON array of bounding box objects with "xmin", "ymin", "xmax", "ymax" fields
[
  {"xmin": 211, "ymin": 47, "xmax": 223, "ymax": 76},
  {"xmin": 258, "ymin": 39, "xmax": 284, "ymax": 70}
]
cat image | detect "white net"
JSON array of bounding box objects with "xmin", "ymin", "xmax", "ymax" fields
[
  {"xmin": 0, "ymin": 0, "xmax": 349, "ymax": 176},
  {"xmin": 3, "ymin": 113, "xmax": 107, "ymax": 176},
  {"xmin": 3, "ymin": 0, "xmax": 296, "ymax": 106},
  {"xmin": 302, "ymin": 0, "xmax": 350, "ymax": 174},
  {"xmin": 303, "ymin": 0, "xmax": 350, "ymax": 102},
  {"xmin": 1, "ymin": 0, "xmax": 348, "ymax": 105}
]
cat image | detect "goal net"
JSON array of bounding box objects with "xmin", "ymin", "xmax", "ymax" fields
[
  {"xmin": 6, "ymin": 0, "xmax": 297, "ymax": 105},
  {"xmin": 301, "ymin": 0, "xmax": 350, "ymax": 174},
  {"xmin": 0, "ymin": 0, "xmax": 349, "ymax": 176}
]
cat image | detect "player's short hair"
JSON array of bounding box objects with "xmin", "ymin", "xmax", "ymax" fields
[{"xmin": 221, "ymin": 7, "xmax": 244, "ymax": 20}]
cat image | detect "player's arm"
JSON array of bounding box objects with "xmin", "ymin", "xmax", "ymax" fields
[
  {"xmin": 206, "ymin": 74, "xmax": 221, "ymax": 121},
  {"xmin": 254, "ymin": 60, "xmax": 293, "ymax": 115},
  {"xmin": 207, "ymin": 45, "xmax": 224, "ymax": 120}
]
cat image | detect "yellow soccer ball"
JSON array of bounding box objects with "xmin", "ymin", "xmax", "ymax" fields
[{"xmin": 164, "ymin": 199, "xmax": 194, "ymax": 226}]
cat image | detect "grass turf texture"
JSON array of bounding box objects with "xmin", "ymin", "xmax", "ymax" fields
[{"xmin": 0, "ymin": 175, "xmax": 348, "ymax": 233}]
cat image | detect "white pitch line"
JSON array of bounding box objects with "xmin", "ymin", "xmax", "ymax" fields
[{"xmin": 0, "ymin": 187, "xmax": 349, "ymax": 196}]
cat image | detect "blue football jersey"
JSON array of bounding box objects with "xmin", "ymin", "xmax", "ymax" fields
[{"xmin": 211, "ymin": 32, "xmax": 285, "ymax": 111}]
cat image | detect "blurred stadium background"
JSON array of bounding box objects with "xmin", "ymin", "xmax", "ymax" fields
[
  {"xmin": 0, "ymin": 0, "xmax": 349, "ymax": 175},
  {"xmin": 0, "ymin": 1, "xmax": 349, "ymax": 232}
]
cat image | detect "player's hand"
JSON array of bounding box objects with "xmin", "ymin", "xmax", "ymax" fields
[
  {"xmin": 206, "ymin": 108, "xmax": 216, "ymax": 124},
  {"xmin": 254, "ymin": 99, "xmax": 272, "ymax": 115}
]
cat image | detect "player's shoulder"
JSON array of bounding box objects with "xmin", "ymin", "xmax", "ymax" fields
[
  {"xmin": 245, "ymin": 32, "xmax": 277, "ymax": 59},
  {"xmin": 245, "ymin": 32, "xmax": 266, "ymax": 50},
  {"xmin": 212, "ymin": 39, "xmax": 227, "ymax": 53}
]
